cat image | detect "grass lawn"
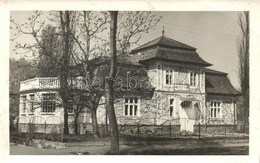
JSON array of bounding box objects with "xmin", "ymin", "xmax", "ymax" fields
[
  {"xmin": 9, "ymin": 132, "xmax": 249, "ymax": 155},
  {"xmin": 10, "ymin": 141, "xmax": 249, "ymax": 155}
]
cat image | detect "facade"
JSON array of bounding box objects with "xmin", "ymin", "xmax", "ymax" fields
[{"xmin": 18, "ymin": 35, "xmax": 240, "ymax": 134}]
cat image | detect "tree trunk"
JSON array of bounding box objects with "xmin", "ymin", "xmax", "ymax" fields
[
  {"xmin": 63, "ymin": 104, "xmax": 69, "ymax": 134},
  {"xmin": 106, "ymin": 11, "xmax": 119, "ymax": 154},
  {"xmin": 59, "ymin": 11, "xmax": 71, "ymax": 135},
  {"xmin": 91, "ymin": 107, "xmax": 99, "ymax": 138},
  {"xmin": 238, "ymin": 12, "xmax": 249, "ymax": 132},
  {"xmin": 74, "ymin": 113, "xmax": 79, "ymax": 135}
]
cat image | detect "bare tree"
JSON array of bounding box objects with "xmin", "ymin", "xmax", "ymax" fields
[
  {"xmin": 237, "ymin": 11, "xmax": 249, "ymax": 132},
  {"xmin": 106, "ymin": 11, "xmax": 119, "ymax": 154},
  {"xmin": 117, "ymin": 11, "xmax": 161, "ymax": 53},
  {"xmin": 10, "ymin": 11, "xmax": 161, "ymax": 137},
  {"xmin": 10, "ymin": 11, "xmax": 76, "ymax": 135}
]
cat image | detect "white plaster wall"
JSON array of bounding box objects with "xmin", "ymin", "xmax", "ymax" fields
[
  {"xmin": 19, "ymin": 90, "xmax": 92, "ymax": 125},
  {"xmin": 206, "ymin": 95, "xmax": 237, "ymax": 125}
]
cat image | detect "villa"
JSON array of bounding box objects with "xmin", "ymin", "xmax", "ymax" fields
[{"xmin": 18, "ymin": 34, "xmax": 240, "ymax": 134}]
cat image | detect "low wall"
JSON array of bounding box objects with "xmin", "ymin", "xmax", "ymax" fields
[
  {"xmin": 117, "ymin": 124, "xmax": 180, "ymax": 136},
  {"xmin": 18, "ymin": 123, "xmax": 93, "ymax": 134},
  {"xmin": 19, "ymin": 123, "xmax": 238, "ymax": 136},
  {"xmin": 194, "ymin": 124, "xmax": 237, "ymax": 135}
]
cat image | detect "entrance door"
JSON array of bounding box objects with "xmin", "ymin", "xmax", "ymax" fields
[
  {"xmin": 180, "ymin": 118, "xmax": 195, "ymax": 132},
  {"xmin": 179, "ymin": 101, "xmax": 195, "ymax": 133}
]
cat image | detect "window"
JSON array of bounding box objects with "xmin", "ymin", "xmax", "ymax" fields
[
  {"xmin": 169, "ymin": 98, "xmax": 174, "ymax": 116},
  {"xmin": 86, "ymin": 109, "xmax": 91, "ymax": 114},
  {"xmin": 210, "ymin": 101, "xmax": 222, "ymax": 118},
  {"xmin": 29, "ymin": 94, "xmax": 35, "ymax": 113},
  {"xmin": 67, "ymin": 100, "xmax": 74, "ymax": 114},
  {"xmin": 124, "ymin": 98, "xmax": 139, "ymax": 116},
  {"xmin": 42, "ymin": 94, "xmax": 56, "ymax": 113},
  {"xmin": 190, "ymin": 72, "xmax": 198, "ymax": 86},
  {"xmin": 21, "ymin": 95, "xmax": 26, "ymax": 113},
  {"xmin": 181, "ymin": 101, "xmax": 191, "ymax": 109},
  {"xmin": 165, "ymin": 70, "xmax": 173, "ymax": 85}
]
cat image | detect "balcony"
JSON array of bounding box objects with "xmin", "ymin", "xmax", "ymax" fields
[{"xmin": 20, "ymin": 77, "xmax": 86, "ymax": 92}]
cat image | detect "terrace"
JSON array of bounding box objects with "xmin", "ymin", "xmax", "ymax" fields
[{"xmin": 20, "ymin": 77, "xmax": 86, "ymax": 92}]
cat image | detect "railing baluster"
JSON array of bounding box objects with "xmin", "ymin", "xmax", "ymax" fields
[{"xmin": 20, "ymin": 76, "xmax": 86, "ymax": 91}]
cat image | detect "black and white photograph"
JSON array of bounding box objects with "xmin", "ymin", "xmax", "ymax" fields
[
  {"xmin": 2, "ymin": 1, "xmax": 260, "ymax": 162},
  {"xmin": 8, "ymin": 10, "xmax": 250, "ymax": 155}
]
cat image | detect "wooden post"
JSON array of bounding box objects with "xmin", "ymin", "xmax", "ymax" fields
[
  {"xmin": 101, "ymin": 123, "xmax": 103, "ymax": 141},
  {"xmin": 137, "ymin": 122, "xmax": 140, "ymax": 143},
  {"xmin": 61, "ymin": 123, "xmax": 63, "ymax": 143},
  {"xmin": 224, "ymin": 123, "xmax": 227, "ymax": 137},
  {"xmin": 169, "ymin": 123, "xmax": 172, "ymax": 138},
  {"xmin": 199, "ymin": 122, "xmax": 201, "ymax": 139},
  {"xmin": 44, "ymin": 121, "xmax": 47, "ymax": 135}
]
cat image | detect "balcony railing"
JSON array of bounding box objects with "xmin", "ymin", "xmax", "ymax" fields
[{"xmin": 20, "ymin": 77, "xmax": 86, "ymax": 92}]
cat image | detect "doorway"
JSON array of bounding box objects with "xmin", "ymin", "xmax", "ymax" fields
[{"xmin": 179, "ymin": 101, "xmax": 196, "ymax": 133}]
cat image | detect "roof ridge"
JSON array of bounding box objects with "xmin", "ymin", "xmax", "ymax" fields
[
  {"xmin": 205, "ymin": 68, "xmax": 228, "ymax": 75},
  {"xmin": 132, "ymin": 35, "xmax": 197, "ymax": 53},
  {"xmin": 132, "ymin": 36, "xmax": 162, "ymax": 52},
  {"xmin": 162, "ymin": 36, "xmax": 196, "ymax": 50}
]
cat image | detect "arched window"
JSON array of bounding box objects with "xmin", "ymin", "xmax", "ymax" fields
[{"xmin": 181, "ymin": 101, "xmax": 191, "ymax": 109}]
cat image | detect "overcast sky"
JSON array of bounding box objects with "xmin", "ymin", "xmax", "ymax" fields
[
  {"xmin": 136, "ymin": 11, "xmax": 241, "ymax": 89},
  {"xmin": 10, "ymin": 11, "xmax": 241, "ymax": 89}
]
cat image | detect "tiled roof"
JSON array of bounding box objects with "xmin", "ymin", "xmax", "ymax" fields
[
  {"xmin": 205, "ymin": 68, "xmax": 228, "ymax": 75},
  {"xmin": 205, "ymin": 70, "xmax": 240, "ymax": 96},
  {"xmin": 138, "ymin": 47, "xmax": 212, "ymax": 66},
  {"xmin": 131, "ymin": 36, "xmax": 196, "ymax": 52},
  {"xmin": 131, "ymin": 36, "xmax": 211, "ymax": 66}
]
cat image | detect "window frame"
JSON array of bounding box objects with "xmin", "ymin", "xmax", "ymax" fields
[
  {"xmin": 189, "ymin": 72, "xmax": 198, "ymax": 87},
  {"xmin": 165, "ymin": 69, "xmax": 173, "ymax": 85},
  {"xmin": 21, "ymin": 95, "xmax": 27, "ymax": 113},
  {"xmin": 209, "ymin": 101, "xmax": 222, "ymax": 119},
  {"xmin": 29, "ymin": 94, "xmax": 35, "ymax": 113},
  {"xmin": 42, "ymin": 93, "xmax": 56, "ymax": 114},
  {"xmin": 169, "ymin": 98, "xmax": 174, "ymax": 117},
  {"xmin": 124, "ymin": 97, "xmax": 139, "ymax": 117}
]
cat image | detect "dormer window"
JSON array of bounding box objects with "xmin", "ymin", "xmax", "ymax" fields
[{"xmin": 165, "ymin": 70, "xmax": 173, "ymax": 85}]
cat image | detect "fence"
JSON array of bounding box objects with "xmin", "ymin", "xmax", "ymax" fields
[
  {"xmin": 18, "ymin": 115, "xmax": 64, "ymax": 134},
  {"xmin": 194, "ymin": 123, "xmax": 238, "ymax": 138},
  {"xmin": 98, "ymin": 122, "xmax": 240, "ymax": 140},
  {"xmin": 18, "ymin": 116, "xmax": 240, "ymax": 140}
]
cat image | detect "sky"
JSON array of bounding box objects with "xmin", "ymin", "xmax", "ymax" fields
[
  {"xmin": 136, "ymin": 11, "xmax": 241, "ymax": 89},
  {"xmin": 10, "ymin": 11, "xmax": 241, "ymax": 89}
]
